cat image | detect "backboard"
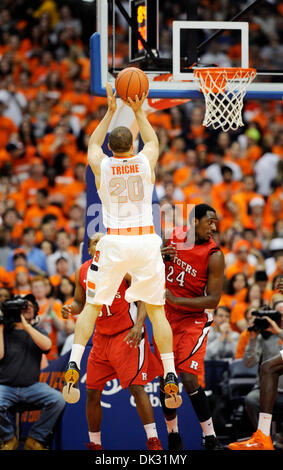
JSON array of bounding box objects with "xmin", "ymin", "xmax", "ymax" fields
[{"xmin": 91, "ymin": 0, "xmax": 283, "ymax": 100}]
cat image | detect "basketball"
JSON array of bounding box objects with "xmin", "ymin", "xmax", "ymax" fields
[{"xmin": 115, "ymin": 67, "xmax": 149, "ymax": 101}]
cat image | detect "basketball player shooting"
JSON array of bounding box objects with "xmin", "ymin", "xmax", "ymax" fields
[{"xmin": 63, "ymin": 82, "xmax": 181, "ymax": 409}]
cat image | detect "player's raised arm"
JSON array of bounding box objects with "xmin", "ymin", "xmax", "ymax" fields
[
  {"xmin": 87, "ymin": 83, "xmax": 117, "ymax": 183},
  {"xmin": 125, "ymin": 93, "xmax": 159, "ymax": 173}
]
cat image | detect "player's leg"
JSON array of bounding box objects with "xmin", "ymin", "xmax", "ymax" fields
[
  {"xmin": 86, "ymin": 389, "xmax": 103, "ymax": 450},
  {"xmin": 180, "ymin": 372, "xmax": 223, "ymax": 450},
  {"xmin": 228, "ymin": 354, "xmax": 283, "ymax": 450},
  {"xmin": 63, "ymin": 303, "xmax": 102, "ymax": 403},
  {"xmin": 145, "ymin": 303, "xmax": 181, "ymax": 409},
  {"xmin": 129, "ymin": 384, "xmax": 162, "ymax": 450},
  {"xmin": 159, "ymin": 376, "xmax": 183, "ymax": 451}
]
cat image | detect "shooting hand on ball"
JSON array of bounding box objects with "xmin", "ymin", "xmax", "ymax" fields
[{"xmin": 125, "ymin": 92, "xmax": 147, "ymax": 112}]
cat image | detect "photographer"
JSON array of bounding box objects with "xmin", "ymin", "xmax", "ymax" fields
[
  {"xmin": 228, "ymin": 300, "xmax": 283, "ymax": 451},
  {"xmin": 0, "ymin": 294, "xmax": 65, "ymax": 450},
  {"xmin": 242, "ymin": 301, "xmax": 283, "ymax": 430}
]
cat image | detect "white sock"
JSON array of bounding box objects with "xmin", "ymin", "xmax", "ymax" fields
[
  {"xmin": 258, "ymin": 412, "xmax": 272, "ymax": 437},
  {"xmin": 200, "ymin": 418, "xmax": 216, "ymax": 437},
  {"xmin": 144, "ymin": 423, "xmax": 158, "ymax": 439},
  {"xmin": 69, "ymin": 344, "xmax": 85, "ymax": 369},
  {"xmin": 166, "ymin": 416, "xmax": 178, "ymax": 434},
  {"xmin": 89, "ymin": 431, "xmax": 101, "ymax": 445},
  {"xmin": 160, "ymin": 352, "xmax": 177, "ymax": 378}
]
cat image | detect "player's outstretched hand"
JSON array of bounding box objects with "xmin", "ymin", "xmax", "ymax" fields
[{"xmin": 106, "ymin": 82, "xmax": 117, "ymax": 114}]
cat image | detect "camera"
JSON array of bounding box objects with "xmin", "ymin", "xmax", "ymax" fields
[
  {"xmin": 248, "ymin": 306, "xmax": 282, "ymax": 333},
  {"xmin": 0, "ymin": 298, "xmax": 28, "ymax": 325}
]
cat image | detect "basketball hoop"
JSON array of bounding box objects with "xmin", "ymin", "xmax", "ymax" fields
[{"xmin": 193, "ymin": 67, "xmax": 257, "ymax": 132}]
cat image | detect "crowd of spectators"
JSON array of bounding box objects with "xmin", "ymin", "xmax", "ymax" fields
[{"xmin": 0, "ymin": 0, "xmax": 282, "ymax": 374}]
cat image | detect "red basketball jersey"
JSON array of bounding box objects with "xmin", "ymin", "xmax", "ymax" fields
[
  {"xmin": 165, "ymin": 227, "xmax": 221, "ymax": 317},
  {"xmin": 79, "ymin": 259, "xmax": 136, "ymax": 335}
]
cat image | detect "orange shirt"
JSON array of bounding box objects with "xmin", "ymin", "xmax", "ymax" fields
[
  {"xmin": 37, "ymin": 299, "xmax": 64, "ymax": 361},
  {"xmin": 235, "ymin": 329, "xmax": 251, "ymax": 359},
  {"xmin": 20, "ymin": 177, "xmax": 49, "ymax": 207},
  {"xmin": 226, "ymin": 260, "xmax": 255, "ymax": 280},
  {"xmin": 39, "ymin": 132, "xmax": 77, "ymax": 166},
  {"xmin": 230, "ymin": 301, "xmax": 248, "ymax": 332},
  {"xmin": 173, "ymin": 166, "xmax": 192, "ymax": 187},
  {"xmin": 0, "ymin": 267, "xmax": 14, "ymax": 289},
  {"xmin": 23, "ymin": 204, "xmax": 66, "ymax": 230}
]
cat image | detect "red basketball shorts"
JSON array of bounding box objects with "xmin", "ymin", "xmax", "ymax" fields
[
  {"xmin": 154, "ymin": 311, "xmax": 213, "ymax": 376},
  {"xmin": 86, "ymin": 328, "xmax": 162, "ymax": 390}
]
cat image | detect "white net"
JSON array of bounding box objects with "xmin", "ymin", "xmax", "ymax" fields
[{"xmin": 193, "ymin": 67, "xmax": 256, "ymax": 132}]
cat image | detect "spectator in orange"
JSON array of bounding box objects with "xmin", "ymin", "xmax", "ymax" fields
[
  {"xmin": 243, "ymin": 124, "xmax": 262, "ymax": 163},
  {"xmin": 159, "ymin": 135, "xmax": 187, "ymax": 173},
  {"xmin": 30, "ymin": 50, "xmax": 61, "ymax": 86},
  {"xmin": 173, "ymin": 149, "xmax": 198, "ymax": 189},
  {"xmin": 2, "ymin": 208, "xmax": 23, "ymax": 245},
  {"xmin": 30, "ymin": 275, "xmax": 65, "ymax": 361},
  {"xmin": 13, "ymin": 266, "xmax": 31, "ymax": 296},
  {"xmin": 268, "ymin": 253, "xmax": 283, "ymax": 285},
  {"xmin": 230, "ymin": 283, "xmax": 264, "ymax": 332},
  {"xmin": 20, "ymin": 157, "xmax": 48, "ymax": 207},
  {"xmin": 182, "ymin": 169, "xmax": 203, "ymax": 203},
  {"xmin": 235, "ymin": 306, "xmax": 258, "ymax": 359},
  {"xmin": 225, "ymin": 239, "xmax": 256, "ymax": 281},
  {"xmin": 231, "ymin": 174, "xmax": 261, "ymax": 224},
  {"xmin": 46, "ymin": 229, "xmax": 79, "ymax": 276},
  {"xmin": 211, "ymin": 166, "xmax": 242, "ymax": 218},
  {"xmin": 220, "ymin": 272, "xmax": 248, "ymax": 311},
  {"xmin": 39, "ymin": 121, "xmax": 77, "ymax": 166},
  {"xmin": 0, "ymin": 266, "xmax": 13, "ymax": 290},
  {"xmin": 184, "ymin": 105, "xmax": 210, "ymax": 147},
  {"xmin": 0, "ymin": 100, "xmax": 18, "ymax": 149},
  {"xmin": 61, "ymin": 78, "xmax": 92, "ymax": 123},
  {"xmin": 23, "ymin": 188, "xmax": 66, "ymax": 230},
  {"xmin": 17, "ymin": 70, "xmax": 38, "ymax": 102},
  {"xmin": 59, "ymin": 162, "xmax": 86, "ymax": 213},
  {"xmin": 263, "ymin": 197, "xmax": 283, "ymax": 234},
  {"xmin": 49, "ymin": 256, "xmax": 75, "ymax": 289},
  {"xmin": 253, "ymin": 270, "xmax": 275, "ymax": 304}
]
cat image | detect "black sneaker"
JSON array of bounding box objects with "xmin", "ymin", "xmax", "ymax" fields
[
  {"xmin": 164, "ymin": 373, "xmax": 182, "ymax": 409},
  {"xmin": 204, "ymin": 435, "xmax": 224, "ymax": 450},
  {"xmin": 168, "ymin": 432, "xmax": 183, "ymax": 451},
  {"xmin": 62, "ymin": 361, "xmax": 80, "ymax": 404}
]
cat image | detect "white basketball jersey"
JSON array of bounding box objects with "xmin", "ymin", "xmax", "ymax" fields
[{"xmin": 98, "ymin": 151, "xmax": 154, "ymax": 229}]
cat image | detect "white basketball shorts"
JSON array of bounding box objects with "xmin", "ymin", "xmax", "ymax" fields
[{"xmin": 86, "ymin": 233, "xmax": 165, "ymax": 306}]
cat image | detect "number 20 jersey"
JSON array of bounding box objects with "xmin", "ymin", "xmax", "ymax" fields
[
  {"xmin": 79, "ymin": 258, "xmax": 137, "ymax": 335},
  {"xmin": 165, "ymin": 227, "xmax": 221, "ymax": 318},
  {"xmin": 98, "ymin": 152, "xmax": 154, "ymax": 229}
]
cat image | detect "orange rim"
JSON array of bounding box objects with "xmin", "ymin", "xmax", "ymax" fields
[{"xmin": 194, "ymin": 67, "xmax": 256, "ymax": 93}]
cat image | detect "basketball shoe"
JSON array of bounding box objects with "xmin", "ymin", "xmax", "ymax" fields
[
  {"xmin": 228, "ymin": 430, "xmax": 275, "ymax": 450},
  {"xmin": 168, "ymin": 432, "xmax": 183, "ymax": 451},
  {"xmin": 164, "ymin": 373, "xmax": 182, "ymax": 409},
  {"xmin": 147, "ymin": 437, "xmax": 163, "ymax": 450},
  {"xmin": 62, "ymin": 361, "xmax": 80, "ymax": 404},
  {"xmin": 85, "ymin": 442, "xmax": 103, "ymax": 450},
  {"xmin": 204, "ymin": 435, "xmax": 224, "ymax": 450}
]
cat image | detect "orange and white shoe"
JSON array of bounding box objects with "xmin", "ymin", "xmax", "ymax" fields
[{"xmin": 228, "ymin": 430, "xmax": 275, "ymax": 450}]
